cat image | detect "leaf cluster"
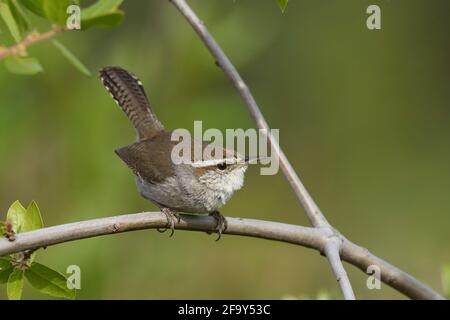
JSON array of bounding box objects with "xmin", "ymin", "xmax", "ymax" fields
[
  {"xmin": 0, "ymin": 0, "xmax": 124, "ymax": 75},
  {"xmin": 0, "ymin": 201, "xmax": 76, "ymax": 300}
]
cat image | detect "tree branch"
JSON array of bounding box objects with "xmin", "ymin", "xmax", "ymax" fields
[
  {"xmin": 169, "ymin": 0, "xmax": 354, "ymax": 299},
  {"xmin": 0, "ymin": 212, "xmax": 444, "ymax": 300},
  {"xmin": 0, "ymin": 27, "xmax": 64, "ymax": 60}
]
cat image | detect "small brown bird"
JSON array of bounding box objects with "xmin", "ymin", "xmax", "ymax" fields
[{"xmin": 99, "ymin": 67, "xmax": 252, "ymax": 239}]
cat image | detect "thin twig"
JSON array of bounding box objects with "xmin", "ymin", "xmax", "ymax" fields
[
  {"xmin": 0, "ymin": 212, "xmax": 444, "ymax": 300},
  {"xmin": 169, "ymin": 0, "xmax": 354, "ymax": 299},
  {"xmin": 324, "ymin": 237, "xmax": 355, "ymax": 299},
  {"xmin": 0, "ymin": 27, "xmax": 64, "ymax": 60}
]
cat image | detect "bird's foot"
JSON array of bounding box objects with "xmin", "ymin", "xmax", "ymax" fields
[
  {"xmin": 157, "ymin": 208, "xmax": 180, "ymax": 237},
  {"xmin": 208, "ymin": 211, "xmax": 228, "ymax": 241}
]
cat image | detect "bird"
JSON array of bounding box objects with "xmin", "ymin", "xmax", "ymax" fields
[{"xmin": 98, "ymin": 66, "xmax": 252, "ymax": 240}]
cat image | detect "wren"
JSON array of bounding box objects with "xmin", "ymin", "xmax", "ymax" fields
[{"xmin": 99, "ymin": 67, "xmax": 252, "ymax": 239}]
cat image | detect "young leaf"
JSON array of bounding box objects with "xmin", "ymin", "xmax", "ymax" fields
[
  {"xmin": 42, "ymin": 0, "xmax": 72, "ymax": 26},
  {"xmin": 5, "ymin": 56, "xmax": 43, "ymax": 75},
  {"xmin": 7, "ymin": 268, "xmax": 24, "ymax": 300},
  {"xmin": 6, "ymin": 200, "xmax": 26, "ymax": 233},
  {"xmin": 9, "ymin": 0, "xmax": 30, "ymax": 36},
  {"xmin": 22, "ymin": 200, "xmax": 44, "ymax": 232},
  {"xmin": 277, "ymin": 0, "xmax": 289, "ymax": 13},
  {"xmin": 25, "ymin": 262, "xmax": 76, "ymax": 299},
  {"xmin": 81, "ymin": 0, "xmax": 124, "ymax": 29},
  {"xmin": 23, "ymin": 201, "xmax": 43, "ymax": 263},
  {"xmin": 0, "ymin": 1, "xmax": 22, "ymax": 42},
  {"xmin": 17, "ymin": 0, "xmax": 46, "ymax": 18},
  {"xmin": 51, "ymin": 40, "xmax": 91, "ymax": 77}
]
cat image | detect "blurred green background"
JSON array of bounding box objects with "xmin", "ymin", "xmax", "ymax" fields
[{"xmin": 0, "ymin": 0, "xmax": 449, "ymax": 299}]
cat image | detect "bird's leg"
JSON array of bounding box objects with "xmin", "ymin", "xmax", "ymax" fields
[
  {"xmin": 157, "ymin": 207, "xmax": 180, "ymax": 237},
  {"xmin": 209, "ymin": 211, "xmax": 228, "ymax": 241}
]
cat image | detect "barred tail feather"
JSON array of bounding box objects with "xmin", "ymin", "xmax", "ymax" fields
[{"xmin": 99, "ymin": 66, "xmax": 164, "ymax": 140}]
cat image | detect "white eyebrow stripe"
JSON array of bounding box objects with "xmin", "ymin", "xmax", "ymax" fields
[{"xmin": 191, "ymin": 158, "xmax": 242, "ymax": 168}]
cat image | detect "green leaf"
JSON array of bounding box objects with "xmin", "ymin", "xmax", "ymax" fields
[
  {"xmin": 277, "ymin": 0, "xmax": 289, "ymax": 13},
  {"xmin": 0, "ymin": 267, "xmax": 14, "ymax": 284},
  {"xmin": 42, "ymin": 0, "xmax": 72, "ymax": 26},
  {"xmin": 5, "ymin": 56, "xmax": 43, "ymax": 75},
  {"xmin": 25, "ymin": 262, "xmax": 76, "ymax": 299},
  {"xmin": 81, "ymin": 0, "xmax": 123, "ymax": 29},
  {"xmin": 443, "ymin": 265, "xmax": 450, "ymax": 297},
  {"xmin": 0, "ymin": 1, "xmax": 22, "ymax": 42},
  {"xmin": 0, "ymin": 257, "xmax": 14, "ymax": 283},
  {"xmin": 6, "ymin": 200, "xmax": 27, "ymax": 233},
  {"xmin": 17, "ymin": 0, "xmax": 46, "ymax": 18},
  {"xmin": 22, "ymin": 200, "xmax": 44, "ymax": 232},
  {"xmin": 0, "ymin": 258, "xmax": 13, "ymax": 284},
  {"xmin": 7, "ymin": 268, "xmax": 24, "ymax": 300},
  {"xmin": 82, "ymin": 0, "xmax": 122, "ymax": 18},
  {"xmin": 9, "ymin": 0, "xmax": 30, "ymax": 36},
  {"xmin": 51, "ymin": 40, "xmax": 91, "ymax": 77},
  {"xmin": 0, "ymin": 257, "xmax": 12, "ymax": 270}
]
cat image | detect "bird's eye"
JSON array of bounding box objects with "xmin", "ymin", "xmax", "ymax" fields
[{"xmin": 217, "ymin": 163, "xmax": 227, "ymax": 170}]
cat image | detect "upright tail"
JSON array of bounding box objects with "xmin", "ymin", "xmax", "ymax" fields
[{"xmin": 99, "ymin": 66, "xmax": 164, "ymax": 140}]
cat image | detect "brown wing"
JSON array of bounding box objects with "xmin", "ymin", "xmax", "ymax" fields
[{"xmin": 115, "ymin": 133, "xmax": 176, "ymax": 183}]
